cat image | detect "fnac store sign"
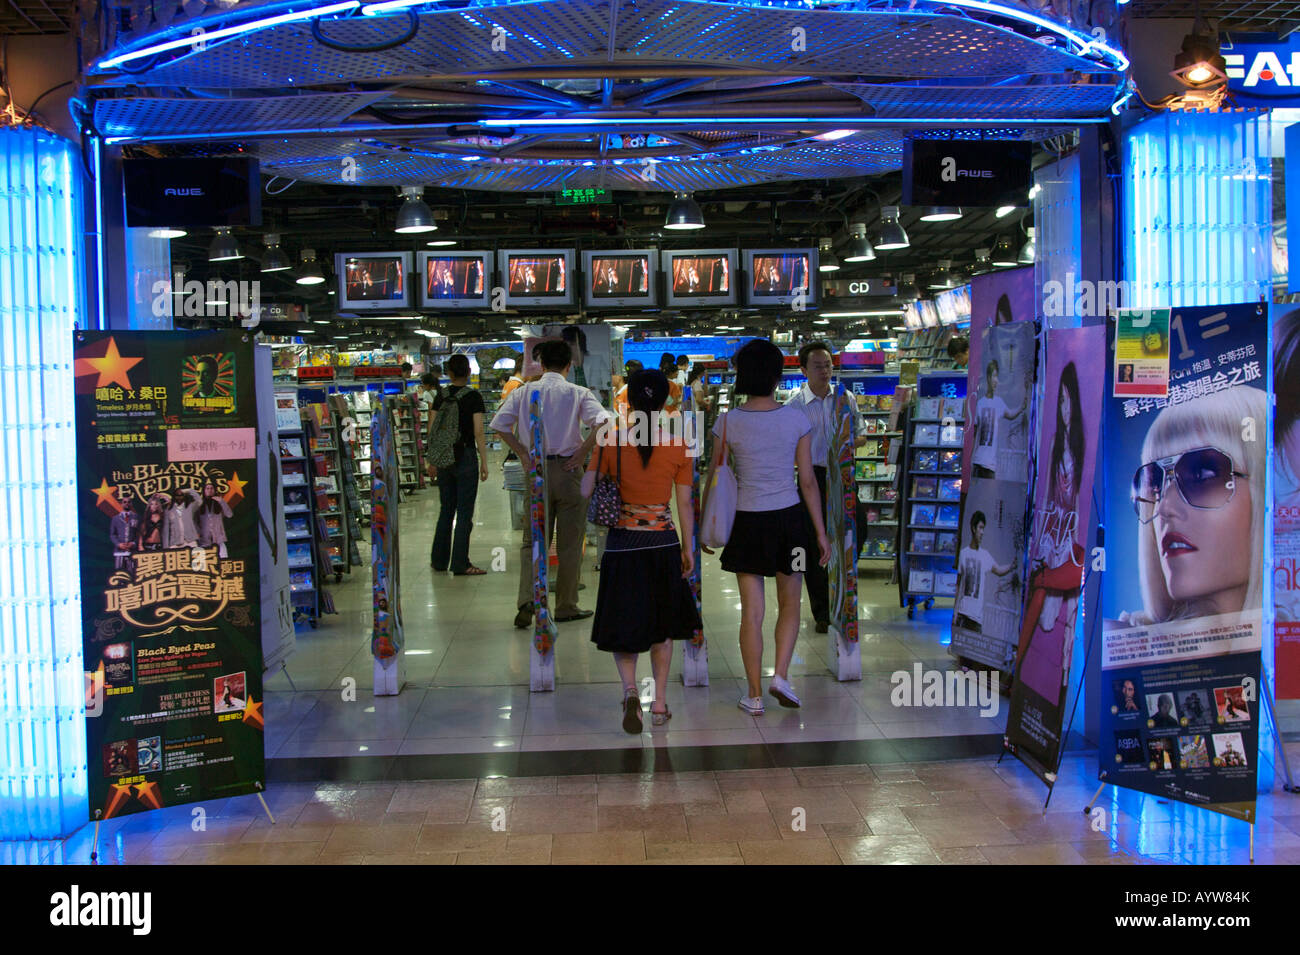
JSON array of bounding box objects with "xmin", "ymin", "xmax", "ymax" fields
[{"xmin": 1223, "ymin": 36, "xmax": 1300, "ymax": 105}]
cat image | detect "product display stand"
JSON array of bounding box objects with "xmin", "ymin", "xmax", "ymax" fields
[
  {"xmin": 827, "ymin": 385, "xmax": 862, "ymax": 682},
  {"xmin": 277, "ymin": 401, "xmax": 319, "ymax": 628},
  {"xmin": 329, "ymin": 394, "xmax": 365, "ymax": 569},
  {"xmin": 681, "ymin": 385, "xmax": 708, "ymax": 686},
  {"xmin": 392, "ymin": 396, "xmax": 421, "ymax": 496},
  {"xmin": 529, "ymin": 390, "xmax": 557, "ymax": 692},
  {"xmin": 899, "ymin": 383, "xmax": 964, "ymax": 617},
  {"xmin": 843, "ymin": 376, "xmax": 901, "ymax": 570}
]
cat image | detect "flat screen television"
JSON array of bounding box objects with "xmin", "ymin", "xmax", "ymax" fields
[
  {"xmin": 934, "ymin": 285, "xmax": 971, "ymax": 326},
  {"xmin": 581, "ymin": 249, "xmax": 658, "ymax": 308},
  {"xmin": 497, "ymin": 249, "xmax": 574, "ymax": 307},
  {"xmin": 663, "ymin": 249, "xmax": 737, "ymax": 307},
  {"xmin": 744, "ymin": 248, "xmax": 817, "ymax": 307},
  {"xmin": 334, "ymin": 252, "xmax": 411, "ymax": 311},
  {"xmin": 418, "ymin": 251, "xmax": 491, "ymax": 309}
]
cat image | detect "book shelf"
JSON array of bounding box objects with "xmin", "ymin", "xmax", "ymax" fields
[
  {"xmin": 304, "ymin": 401, "xmax": 350, "ymax": 584},
  {"xmin": 391, "ymin": 395, "xmax": 422, "ymax": 496},
  {"xmin": 839, "ymin": 371, "xmax": 902, "ymax": 569},
  {"xmin": 276, "ymin": 393, "xmax": 321, "ymax": 628},
  {"xmin": 896, "ymin": 327, "xmax": 962, "ymax": 371}
]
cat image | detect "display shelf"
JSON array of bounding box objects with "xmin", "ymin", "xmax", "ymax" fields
[{"xmin": 276, "ymin": 392, "xmax": 320, "ymax": 629}]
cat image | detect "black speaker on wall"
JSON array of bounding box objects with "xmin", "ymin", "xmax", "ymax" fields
[{"xmin": 124, "ymin": 157, "xmax": 262, "ymax": 228}]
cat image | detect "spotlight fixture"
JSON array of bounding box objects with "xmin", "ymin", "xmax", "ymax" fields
[
  {"xmin": 991, "ymin": 237, "xmax": 1018, "ymax": 267},
  {"xmin": 843, "ymin": 222, "xmax": 876, "ymax": 262},
  {"xmin": 426, "ymin": 238, "xmax": 457, "ymax": 247},
  {"xmin": 818, "ymin": 238, "xmax": 840, "ymax": 272},
  {"xmin": 260, "ymin": 233, "xmax": 291, "ymax": 273},
  {"xmin": 149, "ymin": 227, "xmax": 187, "ymax": 239},
  {"xmin": 1018, "ymin": 227, "xmax": 1036, "ymax": 265},
  {"xmin": 927, "ymin": 260, "xmax": 955, "ymax": 290},
  {"xmin": 895, "ymin": 273, "xmax": 920, "ymax": 303},
  {"xmin": 919, "ymin": 206, "xmax": 963, "ymax": 222},
  {"xmin": 394, "ymin": 186, "xmax": 437, "ymax": 234},
  {"xmin": 995, "ymin": 206, "xmax": 1017, "ymax": 218},
  {"xmin": 1170, "ymin": 24, "xmax": 1227, "ymax": 89},
  {"xmin": 296, "ymin": 248, "xmax": 325, "ymax": 285},
  {"xmin": 874, "ymin": 206, "xmax": 909, "ymax": 251},
  {"xmin": 971, "ymin": 248, "xmax": 992, "ymax": 275},
  {"xmin": 208, "ymin": 227, "xmax": 243, "ymax": 262},
  {"xmin": 664, "ymin": 192, "xmax": 705, "ymax": 230}
]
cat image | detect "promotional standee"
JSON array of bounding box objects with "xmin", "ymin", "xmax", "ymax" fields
[
  {"xmin": 529, "ymin": 389, "xmax": 558, "ymax": 692},
  {"xmin": 370, "ymin": 397, "xmax": 404, "ymax": 695},
  {"xmin": 1005, "ymin": 326, "xmax": 1105, "ymax": 782},
  {"xmin": 950, "ymin": 320, "xmax": 1037, "ymax": 671},
  {"xmin": 827, "ymin": 385, "xmax": 862, "ymax": 681},
  {"xmin": 76, "ymin": 331, "xmax": 264, "ymax": 821},
  {"xmin": 1099, "ymin": 304, "xmax": 1267, "ymax": 822},
  {"xmin": 1272, "ymin": 304, "xmax": 1300, "ymax": 700},
  {"xmin": 681, "ymin": 385, "xmax": 708, "ymax": 687}
]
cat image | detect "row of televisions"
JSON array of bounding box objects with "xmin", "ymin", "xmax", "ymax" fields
[{"xmin": 334, "ymin": 248, "xmax": 818, "ymax": 312}]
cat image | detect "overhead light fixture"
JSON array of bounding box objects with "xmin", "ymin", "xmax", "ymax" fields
[
  {"xmin": 426, "ymin": 238, "xmax": 457, "ymax": 247},
  {"xmin": 1170, "ymin": 23, "xmax": 1227, "ymax": 89},
  {"xmin": 664, "ymin": 192, "xmax": 705, "ymax": 230},
  {"xmin": 927, "ymin": 260, "xmax": 955, "ymax": 290},
  {"xmin": 874, "ymin": 206, "xmax": 909, "ymax": 251},
  {"xmin": 995, "ymin": 205, "xmax": 1017, "ymax": 218},
  {"xmin": 1018, "ymin": 226, "xmax": 1036, "ymax": 264},
  {"xmin": 260, "ymin": 233, "xmax": 291, "ymax": 273},
  {"xmin": 296, "ymin": 248, "xmax": 326, "ymax": 285},
  {"xmin": 394, "ymin": 186, "xmax": 437, "ymax": 234},
  {"xmin": 818, "ymin": 238, "xmax": 840, "ymax": 272},
  {"xmin": 919, "ymin": 206, "xmax": 962, "ymax": 222},
  {"xmin": 896, "ymin": 273, "xmax": 920, "ymax": 302},
  {"xmin": 148, "ymin": 227, "xmax": 187, "ymax": 239},
  {"xmin": 208, "ymin": 227, "xmax": 243, "ymax": 262},
  {"xmin": 813, "ymin": 319, "xmax": 831, "ymax": 325},
  {"xmin": 972, "ymin": 248, "xmax": 992, "ymax": 274},
  {"xmin": 844, "ymin": 222, "xmax": 876, "ymax": 262},
  {"xmin": 991, "ymin": 236, "xmax": 1018, "ymax": 267}
]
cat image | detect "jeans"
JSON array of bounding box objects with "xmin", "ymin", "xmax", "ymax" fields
[{"xmin": 431, "ymin": 452, "xmax": 479, "ymax": 573}]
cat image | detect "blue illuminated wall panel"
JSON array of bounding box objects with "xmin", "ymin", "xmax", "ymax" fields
[
  {"xmin": 0, "ymin": 126, "xmax": 89, "ymax": 839},
  {"xmin": 1123, "ymin": 111, "xmax": 1271, "ymax": 308}
]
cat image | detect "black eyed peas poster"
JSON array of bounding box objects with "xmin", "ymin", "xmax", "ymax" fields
[
  {"xmin": 1099, "ymin": 304, "xmax": 1267, "ymax": 822},
  {"xmin": 75, "ymin": 330, "xmax": 264, "ymax": 821}
]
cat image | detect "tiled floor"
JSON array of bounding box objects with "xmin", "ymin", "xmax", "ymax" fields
[
  {"xmin": 264, "ymin": 471, "xmax": 1003, "ymax": 756},
  {"xmin": 17, "ymin": 745, "xmax": 1300, "ymax": 865}
]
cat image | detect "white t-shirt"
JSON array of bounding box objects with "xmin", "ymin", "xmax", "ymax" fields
[
  {"xmin": 972, "ymin": 395, "xmax": 1008, "ymax": 471},
  {"xmin": 712, "ymin": 404, "xmax": 811, "ymax": 512},
  {"xmin": 957, "ymin": 546, "xmax": 996, "ymax": 624}
]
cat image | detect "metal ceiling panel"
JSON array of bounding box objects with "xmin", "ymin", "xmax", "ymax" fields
[{"xmin": 93, "ymin": 91, "xmax": 392, "ymax": 138}]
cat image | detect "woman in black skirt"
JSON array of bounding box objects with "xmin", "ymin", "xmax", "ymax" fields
[
  {"xmin": 702, "ymin": 339, "xmax": 830, "ymax": 715},
  {"xmin": 588, "ymin": 369, "xmax": 702, "ymax": 733}
]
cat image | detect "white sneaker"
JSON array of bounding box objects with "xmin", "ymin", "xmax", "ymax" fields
[
  {"xmin": 769, "ymin": 675, "xmax": 801, "ymax": 708},
  {"xmin": 737, "ymin": 695, "xmax": 766, "ymax": 715}
]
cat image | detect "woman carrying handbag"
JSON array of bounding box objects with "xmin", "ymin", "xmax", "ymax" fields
[
  {"xmin": 701, "ymin": 339, "xmax": 830, "ymax": 715},
  {"xmin": 586, "ymin": 369, "xmax": 702, "ymax": 733}
]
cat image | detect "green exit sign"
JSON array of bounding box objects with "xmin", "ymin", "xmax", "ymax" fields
[{"xmin": 555, "ymin": 188, "xmax": 612, "ymax": 205}]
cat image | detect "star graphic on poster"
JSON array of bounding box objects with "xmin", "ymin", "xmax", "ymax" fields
[
  {"xmin": 223, "ymin": 471, "xmax": 248, "ymax": 505},
  {"xmin": 102, "ymin": 783, "xmax": 134, "ymax": 819},
  {"xmin": 75, "ymin": 337, "xmax": 144, "ymax": 390},
  {"xmin": 242, "ymin": 697, "xmax": 263, "ymax": 730},
  {"xmin": 133, "ymin": 780, "xmax": 162, "ymax": 810},
  {"xmin": 90, "ymin": 478, "xmax": 122, "ymax": 514}
]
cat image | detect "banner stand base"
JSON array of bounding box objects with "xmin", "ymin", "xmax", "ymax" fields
[
  {"xmin": 373, "ymin": 656, "xmax": 402, "ymax": 696},
  {"xmin": 681, "ymin": 640, "xmax": 709, "ymax": 687},
  {"xmin": 827, "ymin": 629, "xmax": 862, "ymax": 682},
  {"xmin": 530, "ymin": 644, "xmax": 556, "ymax": 692},
  {"xmin": 256, "ymin": 791, "xmax": 276, "ymax": 825},
  {"xmin": 90, "ymin": 818, "xmax": 100, "ymax": 864}
]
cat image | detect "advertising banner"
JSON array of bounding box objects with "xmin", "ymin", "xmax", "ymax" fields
[
  {"xmin": 950, "ymin": 320, "xmax": 1037, "ymax": 671},
  {"xmin": 1113, "ymin": 308, "xmax": 1171, "ymax": 397},
  {"xmin": 370, "ymin": 397, "xmax": 404, "ymax": 695},
  {"xmin": 75, "ymin": 330, "xmax": 264, "ymax": 820},
  {"xmin": 1005, "ymin": 326, "xmax": 1105, "ymax": 780},
  {"xmin": 1099, "ymin": 304, "xmax": 1266, "ymax": 821},
  {"xmin": 1273, "ymin": 304, "xmax": 1300, "ymax": 698}
]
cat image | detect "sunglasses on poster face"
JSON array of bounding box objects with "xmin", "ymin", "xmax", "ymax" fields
[{"xmin": 1130, "ymin": 447, "xmax": 1248, "ymax": 524}]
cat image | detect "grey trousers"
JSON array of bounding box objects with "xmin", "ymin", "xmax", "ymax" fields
[{"xmin": 517, "ymin": 459, "xmax": 586, "ymax": 616}]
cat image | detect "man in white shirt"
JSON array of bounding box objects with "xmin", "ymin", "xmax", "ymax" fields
[
  {"xmin": 786, "ymin": 341, "xmax": 868, "ymax": 632},
  {"xmin": 492, "ymin": 339, "xmax": 611, "ymax": 628},
  {"xmin": 674, "ymin": 355, "xmax": 690, "ymax": 388},
  {"xmin": 954, "ymin": 510, "xmax": 1015, "ymax": 634},
  {"xmin": 971, "ymin": 357, "xmax": 1029, "ymax": 479}
]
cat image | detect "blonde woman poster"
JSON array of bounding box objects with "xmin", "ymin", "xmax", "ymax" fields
[{"xmin": 1099, "ymin": 304, "xmax": 1267, "ymax": 821}]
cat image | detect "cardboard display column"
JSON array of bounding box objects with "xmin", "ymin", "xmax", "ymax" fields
[
  {"xmin": 370, "ymin": 396, "xmax": 403, "ymax": 695},
  {"xmin": 827, "ymin": 385, "xmax": 863, "ymax": 681},
  {"xmin": 255, "ymin": 344, "xmax": 296, "ymax": 674},
  {"xmin": 681, "ymin": 385, "xmax": 708, "ymax": 686},
  {"xmin": 75, "ymin": 330, "xmax": 264, "ymax": 821},
  {"xmin": 529, "ymin": 389, "xmax": 558, "ymax": 691}
]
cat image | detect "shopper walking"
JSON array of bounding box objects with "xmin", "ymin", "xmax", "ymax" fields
[
  {"xmin": 429, "ymin": 354, "xmax": 490, "ymax": 575},
  {"xmin": 588, "ymin": 369, "xmax": 701, "ymax": 732},
  {"xmin": 500, "ymin": 354, "xmax": 525, "ymax": 401},
  {"xmin": 702, "ymin": 339, "xmax": 830, "ymax": 714},
  {"xmin": 613, "ymin": 359, "xmax": 643, "ymax": 423},
  {"xmin": 492, "ymin": 339, "xmax": 611, "ymax": 627},
  {"xmin": 786, "ymin": 340, "xmax": 869, "ymax": 632}
]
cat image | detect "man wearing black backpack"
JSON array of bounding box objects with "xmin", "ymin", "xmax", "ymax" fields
[{"xmin": 426, "ymin": 354, "xmax": 489, "ymax": 575}]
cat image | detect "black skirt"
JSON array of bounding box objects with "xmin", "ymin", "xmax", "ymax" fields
[
  {"xmin": 590, "ymin": 528, "xmax": 702, "ymax": 653},
  {"xmin": 720, "ymin": 503, "xmax": 813, "ymax": 577}
]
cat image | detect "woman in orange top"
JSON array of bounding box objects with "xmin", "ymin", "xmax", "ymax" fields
[{"xmin": 588, "ymin": 369, "xmax": 701, "ymax": 733}]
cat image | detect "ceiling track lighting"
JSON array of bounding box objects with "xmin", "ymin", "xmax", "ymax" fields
[
  {"xmin": 817, "ymin": 237, "xmax": 840, "ymax": 272},
  {"xmin": 664, "ymin": 192, "xmax": 705, "ymax": 230},
  {"xmin": 1170, "ymin": 19, "xmax": 1228, "ymax": 89},
  {"xmin": 874, "ymin": 206, "xmax": 909, "ymax": 251},
  {"xmin": 896, "ymin": 273, "xmax": 920, "ymax": 303},
  {"xmin": 208, "ymin": 226, "xmax": 243, "ymax": 262},
  {"xmin": 394, "ymin": 185, "xmax": 437, "ymax": 234},
  {"xmin": 1018, "ymin": 226, "xmax": 1037, "ymax": 265},
  {"xmin": 919, "ymin": 206, "xmax": 963, "ymax": 222},
  {"xmin": 972, "ymin": 248, "xmax": 992, "ymax": 275},
  {"xmin": 991, "ymin": 236, "xmax": 1019, "ymax": 268},
  {"xmin": 843, "ymin": 221, "xmax": 876, "ymax": 262},
  {"xmin": 927, "ymin": 259, "xmax": 955, "ymax": 290},
  {"xmin": 296, "ymin": 248, "xmax": 325, "ymax": 286},
  {"xmin": 260, "ymin": 233, "xmax": 291, "ymax": 273}
]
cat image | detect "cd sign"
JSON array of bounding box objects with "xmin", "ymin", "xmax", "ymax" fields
[{"xmin": 823, "ymin": 279, "xmax": 896, "ymax": 298}]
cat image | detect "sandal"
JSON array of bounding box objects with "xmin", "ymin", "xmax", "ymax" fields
[
  {"xmin": 650, "ymin": 707, "xmax": 672, "ymax": 727},
  {"xmin": 621, "ymin": 693, "xmax": 643, "ymax": 734},
  {"xmin": 454, "ymin": 565, "xmax": 488, "ymax": 576}
]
